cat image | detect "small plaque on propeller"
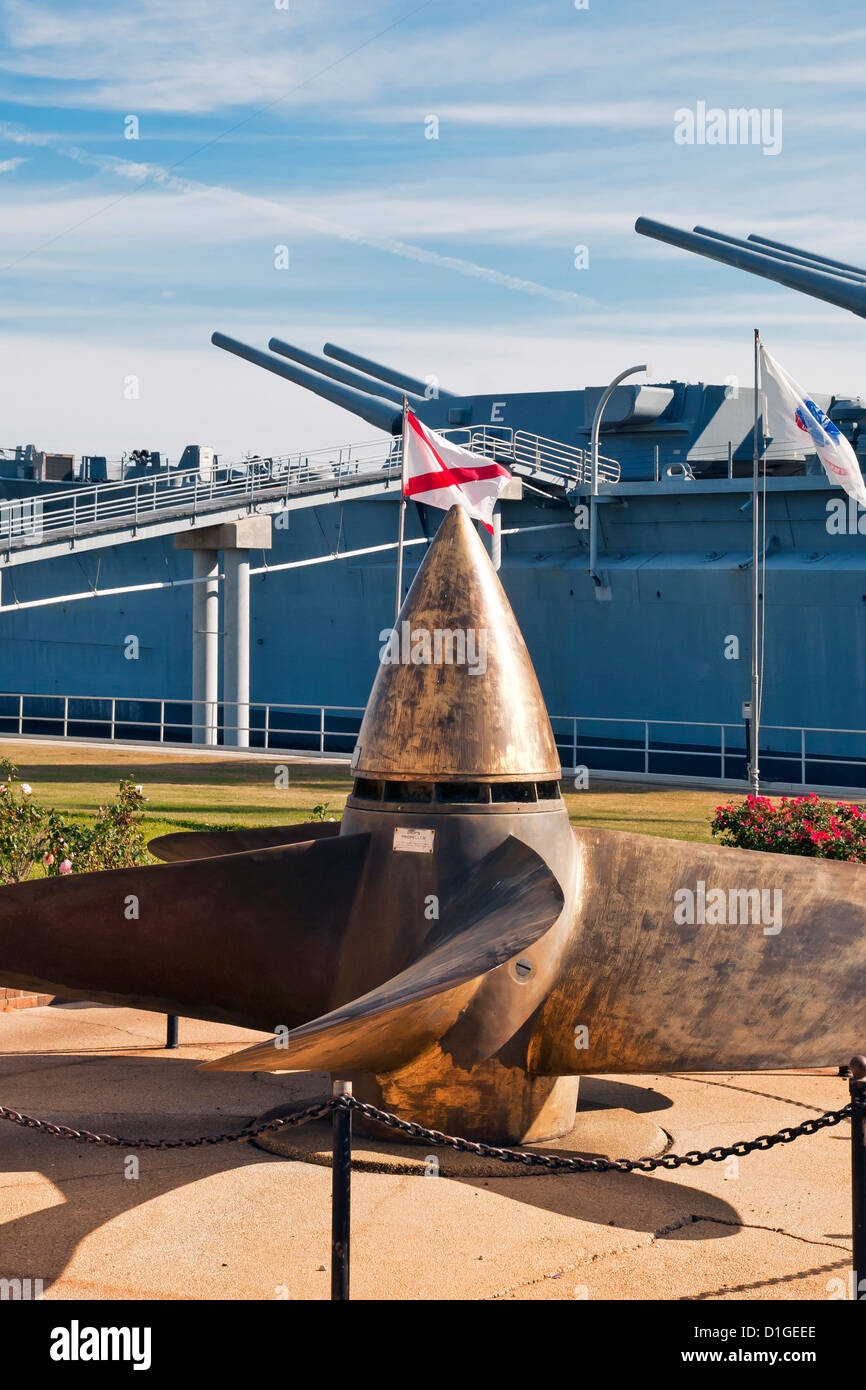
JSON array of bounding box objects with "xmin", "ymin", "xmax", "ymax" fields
[{"xmin": 393, "ymin": 827, "xmax": 435, "ymax": 853}]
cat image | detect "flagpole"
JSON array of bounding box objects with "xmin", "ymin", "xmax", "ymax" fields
[
  {"xmin": 750, "ymin": 328, "xmax": 761, "ymax": 797},
  {"xmin": 395, "ymin": 396, "xmax": 408, "ymax": 621}
]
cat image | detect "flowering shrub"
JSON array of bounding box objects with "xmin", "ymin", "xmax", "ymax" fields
[
  {"xmin": 0, "ymin": 759, "xmax": 68, "ymax": 884},
  {"xmin": 47, "ymin": 778, "xmax": 152, "ymax": 876},
  {"xmin": 0, "ymin": 760, "xmax": 151, "ymax": 883},
  {"xmin": 711, "ymin": 792, "xmax": 866, "ymax": 862}
]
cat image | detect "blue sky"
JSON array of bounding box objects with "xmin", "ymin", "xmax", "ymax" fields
[{"xmin": 1, "ymin": 0, "xmax": 865, "ymax": 457}]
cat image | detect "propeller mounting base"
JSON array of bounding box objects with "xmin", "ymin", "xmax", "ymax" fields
[{"xmin": 340, "ymin": 1059, "xmax": 580, "ymax": 1147}]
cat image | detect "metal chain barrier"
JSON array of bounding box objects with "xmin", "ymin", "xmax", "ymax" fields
[
  {"xmin": 0, "ymin": 1091, "xmax": 859, "ymax": 1167},
  {"xmin": 341, "ymin": 1094, "xmax": 860, "ymax": 1172},
  {"xmin": 4, "ymin": 1072, "xmax": 866, "ymax": 1303},
  {"xmin": 0, "ymin": 1097, "xmax": 335, "ymax": 1149}
]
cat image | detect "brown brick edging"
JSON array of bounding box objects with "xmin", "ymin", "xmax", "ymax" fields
[{"xmin": 0, "ymin": 988, "xmax": 54, "ymax": 1011}]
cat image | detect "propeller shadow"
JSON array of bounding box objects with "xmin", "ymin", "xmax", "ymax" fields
[{"xmin": 0, "ymin": 1055, "xmax": 737, "ymax": 1297}]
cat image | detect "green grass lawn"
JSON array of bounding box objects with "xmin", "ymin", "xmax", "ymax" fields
[{"xmin": 2, "ymin": 740, "xmax": 728, "ymax": 850}]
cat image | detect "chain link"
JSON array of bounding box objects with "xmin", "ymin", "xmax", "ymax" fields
[
  {"xmin": 0, "ymin": 1097, "xmax": 335, "ymax": 1149},
  {"xmin": 0, "ymin": 1091, "xmax": 861, "ymax": 1167}
]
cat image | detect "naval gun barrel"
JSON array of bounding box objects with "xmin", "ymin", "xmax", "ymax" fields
[
  {"xmin": 747, "ymin": 233, "xmax": 866, "ymax": 280},
  {"xmin": 268, "ymin": 338, "xmax": 426, "ymax": 409},
  {"xmin": 693, "ymin": 226, "xmax": 866, "ymax": 283},
  {"xmin": 211, "ymin": 333, "xmax": 402, "ymax": 435},
  {"xmin": 635, "ymin": 217, "xmax": 866, "ymax": 319},
  {"xmin": 323, "ymin": 343, "xmax": 456, "ymax": 400}
]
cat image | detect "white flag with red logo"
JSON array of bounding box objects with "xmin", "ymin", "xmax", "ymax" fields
[
  {"xmin": 402, "ymin": 411, "xmax": 512, "ymax": 533},
  {"xmin": 760, "ymin": 346, "xmax": 866, "ymax": 506}
]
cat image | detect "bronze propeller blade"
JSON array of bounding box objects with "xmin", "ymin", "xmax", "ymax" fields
[
  {"xmin": 201, "ymin": 836, "xmax": 565, "ymax": 1075},
  {"xmin": 527, "ymin": 826, "xmax": 866, "ymax": 1075},
  {"xmin": 148, "ymin": 820, "xmax": 339, "ymax": 862},
  {"xmin": 0, "ymin": 834, "xmax": 369, "ymax": 1031}
]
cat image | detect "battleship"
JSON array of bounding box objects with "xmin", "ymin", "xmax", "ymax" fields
[{"xmin": 2, "ymin": 219, "xmax": 866, "ymax": 790}]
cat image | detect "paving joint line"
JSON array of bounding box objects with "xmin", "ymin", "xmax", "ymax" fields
[{"xmin": 694, "ymin": 1212, "xmax": 852, "ymax": 1253}]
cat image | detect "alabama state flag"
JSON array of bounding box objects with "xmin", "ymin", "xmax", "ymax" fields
[{"xmin": 402, "ymin": 412, "xmax": 513, "ymax": 533}]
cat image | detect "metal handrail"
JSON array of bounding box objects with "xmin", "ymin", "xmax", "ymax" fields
[
  {"xmin": 7, "ymin": 693, "xmax": 866, "ymax": 741},
  {"xmin": 0, "ymin": 439, "xmax": 403, "ymax": 551},
  {"xmin": 0, "ymin": 421, "xmax": 618, "ymax": 554},
  {"xmin": 0, "ymin": 693, "xmax": 366, "ymax": 754},
  {"xmin": 438, "ymin": 425, "xmax": 620, "ymax": 487},
  {"xmin": 549, "ymin": 715, "xmax": 866, "ymax": 788},
  {"xmin": 513, "ymin": 430, "xmax": 620, "ymax": 485},
  {"xmin": 4, "ymin": 693, "xmax": 866, "ymax": 788}
]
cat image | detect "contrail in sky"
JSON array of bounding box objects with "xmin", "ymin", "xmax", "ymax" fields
[{"xmin": 0, "ymin": 122, "xmax": 587, "ymax": 306}]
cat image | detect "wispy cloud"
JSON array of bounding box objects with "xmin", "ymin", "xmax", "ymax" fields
[
  {"xmin": 373, "ymin": 102, "xmax": 666, "ymax": 130},
  {"xmin": 3, "ymin": 1, "xmax": 864, "ymax": 117},
  {"xmin": 0, "ymin": 121, "xmax": 589, "ymax": 304},
  {"xmin": 1, "ymin": 0, "xmax": 864, "ymax": 458}
]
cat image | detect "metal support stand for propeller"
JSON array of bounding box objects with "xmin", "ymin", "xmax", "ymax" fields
[
  {"xmin": 850, "ymin": 1055, "xmax": 866, "ymax": 1302},
  {"xmin": 331, "ymin": 1081, "xmax": 352, "ymax": 1301}
]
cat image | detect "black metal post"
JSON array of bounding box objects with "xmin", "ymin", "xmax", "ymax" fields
[
  {"xmin": 331, "ymin": 1079, "xmax": 352, "ymax": 1301},
  {"xmin": 165, "ymin": 1015, "xmax": 179, "ymax": 1049},
  {"xmin": 850, "ymin": 1056, "xmax": 866, "ymax": 1301}
]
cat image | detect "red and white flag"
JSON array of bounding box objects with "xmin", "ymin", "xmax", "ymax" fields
[{"xmin": 402, "ymin": 411, "xmax": 512, "ymax": 533}]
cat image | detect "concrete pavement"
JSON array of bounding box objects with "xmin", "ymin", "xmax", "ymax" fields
[{"xmin": 0, "ymin": 1003, "xmax": 854, "ymax": 1301}]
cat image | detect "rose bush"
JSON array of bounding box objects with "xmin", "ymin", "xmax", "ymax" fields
[
  {"xmin": 711, "ymin": 792, "xmax": 866, "ymax": 862},
  {"xmin": 0, "ymin": 758, "xmax": 68, "ymax": 884},
  {"xmin": 0, "ymin": 759, "xmax": 151, "ymax": 883}
]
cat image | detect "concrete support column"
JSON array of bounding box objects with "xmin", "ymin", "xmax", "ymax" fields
[
  {"xmin": 487, "ymin": 479, "xmax": 521, "ymax": 573},
  {"xmin": 176, "ymin": 515, "xmax": 271, "ymax": 750},
  {"xmin": 191, "ymin": 548, "xmax": 219, "ymax": 744},
  {"xmin": 223, "ymin": 547, "xmax": 251, "ymax": 747},
  {"xmin": 490, "ymin": 510, "xmax": 502, "ymax": 571}
]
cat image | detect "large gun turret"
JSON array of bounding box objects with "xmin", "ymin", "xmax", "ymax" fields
[
  {"xmin": 211, "ymin": 333, "xmax": 402, "ymax": 434},
  {"xmin": 268, "ymin": 338, "xmax": 426, "ymax": 409},
  {"xmin": 635, "ymin": 217, "xmax": 866, "ymax": 319},
  {"xmin": 323, "ymin": 343, "xmax": 456, "ymax": 399}
]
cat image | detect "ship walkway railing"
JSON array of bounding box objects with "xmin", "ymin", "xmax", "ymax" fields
[
  {"xmin": 626, "ymin": 439, "xmax": 838, "ymax": 484},
  {"xmin": 3, "ymin": 693, "xmax": 866, "ymax": 795},
  {"xmin": 0, "ymin": 438, "xmax": 403, "ymax": 568},
  {"xmin": 442, "ymin": 425, "xmax": 620, "ymax": 488},
  {"xmin": 0, "ymin": 427, "xmax": 616, "ymax": 569}
]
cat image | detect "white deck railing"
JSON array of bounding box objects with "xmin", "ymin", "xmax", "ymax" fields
[
  {"xmin": 3, "ymin": 693, "xmax": 865, "ymax": 791},
  {"xmin": 0, "ymin": 439, "xmax": 402, "ymax": 551},
  {"xmin": 0, "ymin": 425, "xmax": 616, "ymax": 557},
  {"xmin": 440, "ymin": 425, "xmax": 620, "ymax": 487}
]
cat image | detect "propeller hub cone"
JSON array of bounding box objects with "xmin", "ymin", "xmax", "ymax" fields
[{"xmin": 352, "ymin": 505, "xmax": 561, "ymax": 783}]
